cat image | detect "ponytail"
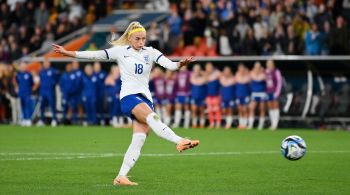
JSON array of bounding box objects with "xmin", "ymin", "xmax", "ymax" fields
[{"xmin": 109, "ymin": 21, "xmax": 145, "ymax": 46}]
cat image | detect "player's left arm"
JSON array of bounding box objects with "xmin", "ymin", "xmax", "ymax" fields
[{"xmin": 152, "ymin": 48, "xmax": 194, "ymax": 70}]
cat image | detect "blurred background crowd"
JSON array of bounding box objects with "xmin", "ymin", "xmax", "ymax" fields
[{"xmin": 0, "ymin": 0, "xmax": 349, "ymax": 65}]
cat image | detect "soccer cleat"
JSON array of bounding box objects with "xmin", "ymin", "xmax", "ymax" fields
[
  {"xmin": 176, "ymin": 139, "xmax": 200, "ymax": 152},
  {"xmin": 113, "ymin": 176, "xmax": 138, "ymax": 186}
]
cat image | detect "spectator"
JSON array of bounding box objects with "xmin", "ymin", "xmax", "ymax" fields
[
  {"xmin": 69, "ymin": 0, "xmax": 84, "ymax": 22},
  {"xmin": 242, "ymin": 28, "xmax": 258, "ymax": 55},
  {"xmin": 285, "ymin": 25, "xmax": 301, "ymax": 55},
  {"xmin": 147, "ymin": 22, "xmax": 161, "ymax": 50},
  {"xmin": 236, "ymin": 15, "xmax": 249, "ymax": 41},
  {"xmin": 41, "ymin": 33, "xmax": 55, "ymax": 51},
  {"xmin": 273, "ymin": 25, "xmax": 287, "ymax": 55},
  {"xmin": 4, "ymin": 65, "xmax": 20, "ymax": 125},
  {"xmin": 217, "ymin": 29, "xmax": 232, "ymax": 56},
  {"xmin": 34, "ymin": 2, "xmax": 49, "ymax": 28},
  {"xmin": 305, "ymin": 23, "xmax": 322, "ymax": 55},
  {"xmin": 167, "ymin": 10, "xmax": 182, "ymax": 51},
  {"xmin": 321, "ymin": 21, "xmax": 330, "ymax": 55},
  {"xmin": 329, "ymin": 16, "xmax": 350, "ymax": 55}
]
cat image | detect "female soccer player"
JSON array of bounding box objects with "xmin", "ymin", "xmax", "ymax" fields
[
  {"xmin": 190, "ymin": 64, "xmax": 207, "ymax": 128},
  {"xmin": 150, "ymin": 67, "xmax": 166, "ymax": 120},
  {"xmin": 163, "ymin": 70, "xmax": 177, "ymax": 126},
  {"xmin": 105, "ymin": 65, "xmax": 122, "ymax": 127},
  {"xmin": 248, "ymin": 62, "xmax": 267, "ymax": 130},
  {"xmin": 235, "ymin": 63, "xmax": 251, "ymax": 129},
  {"xmin": 265, "ymin": 60, "xmax": 282, "ymax": 130},
  {"xmin": 52, "ymin": 21, "xmax": 199, "ymax": 186},
  {"xmin": 219, "ymin": 66, "xmax": 236, "ymax": 129},
  {"xmin": 205, "ymin": 62, "xmax": 221, "ymax": 128},
  {"xmin": 173, "ymin": 65, "xmax": 191, "ymax": 128}
]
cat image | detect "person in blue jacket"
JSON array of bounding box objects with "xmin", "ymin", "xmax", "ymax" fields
[
  {"xmin": 305, "ymin": 23, "xmax": 322, "ymax": 55},
  {"xmin": 59, "ymin": 63, "xmax": 73, "ymax": 123},
  {"xmin": 105, "ymin": 65, "xmax": 122, "ymax": 127},
  {"xmin": 93, "ymin": 62, "xmax": 107, "ymax": 125},
  {"xmin": 82, "ymin": 64, "xmax": 98, "ymax": 125},
  {"xmin": 70, "ymin": 61, "xmax": 83, "ymax": 124},
  {"xmin": 16, "ymin": 62, "xmax": 34, "ymax": 126},
  {"xmin": 37, "ymin": 59, "xmax": 58, "ymax": 126}
]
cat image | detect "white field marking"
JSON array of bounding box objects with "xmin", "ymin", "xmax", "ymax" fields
[{"xmin": 0, "ymin": 150, "xmax": 350, "ymax": 161}]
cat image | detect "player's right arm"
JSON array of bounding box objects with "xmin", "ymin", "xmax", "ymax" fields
[{"xmin": 52, "ymin": 44, "xmax": 117, "ymax": 60}]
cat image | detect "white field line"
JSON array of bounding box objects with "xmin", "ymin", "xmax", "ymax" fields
[{"xmin": 0, "ymin": 150, "xmax": 349, "ymax": 161}]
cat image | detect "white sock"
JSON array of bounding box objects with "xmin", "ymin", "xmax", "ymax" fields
[
  {"xmin": 184, "ymin": 110, "xmax": 191, "ymax": 128},
  {"xmin": 239, "ymin": 117, "xmax": 243, "ymax": 126},
  {"xmin": 274, "ymin": 109, "xmax": 280, "ymax": 128},
  {"xmin": 161, "ymin": 107, "xmax": 167, "ymax": 121},
  {"xmin": 118, "ymin": 132, "xmax": 146, "ymax": 176},
  {"xmin": 164, "ymin": 115, "xmax": 171, "ymax": 126},
  {"xmin": 146, "ymin": 113, "xmax": 183, "ymax": 144},
  {"xmin": 258, "ymin": 117, "xmax": 265, "ymax": 130},
  {"xmin": 173, "ymin": 110, "xmax": 181, "ymax": 127},
  {"xmin": 248, "ymin": 116, "xmax": 254, "ymax": 129},
  {"xmin": 269, "ymin": 110, "xmax": 274, "ymax": 127},
  {"xmin": 226, "ymin": 116, "xmax": 233, "ymax": 127},
  {"xmin": 192, "ymin": 117, "xmax": 198, "ymax": 126},
  {"xmin": 200, "ymin": 118, "xmax": 206, "ymax": 127},
  {"xmin": 118, "ymin": 117, "xmax": 124, "ymax": 126},
  {"xmin": 242, "ymin": 117, "xmax": 247, "ymax": 126},
  {"xmin": 127, "ymin": 118, "xmax": 132, "ymax": 125}
]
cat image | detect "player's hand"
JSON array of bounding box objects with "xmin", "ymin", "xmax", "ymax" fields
[
  {"xmin": 52, "ymin": 44, "xmax": 76, "ymax": 57},
  {"xmin": 52, "ymin": 44, "xmax": 67, "ymax": 55},
  {"xmin": 179, "ymin": 56, "xmax": 194, "ymax": 68}
]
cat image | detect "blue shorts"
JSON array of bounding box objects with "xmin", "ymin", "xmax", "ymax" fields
[
  {"xmin": 121, "ymin": 94, "xmax": 155, "ymax": 120},
  {"xmin": 221, "ymin": 100, "xmax": 235, "ymax": 108},
  {"xmin": 175, "ymin": 95, "xmax": 190, "ymax": 104},
  {"xmin": 163, "ymin": 99, "xmax": 175, "ymax": 105},
  {"xmin": 153, "ymin": 97, "xmax": 165, "ymax": 105},
  {"xmin": 191, "ymin": 98, "xmax": 205, "ymax": 106},
  {"xmin": 267, "ymin": 93, "xmax": 277, "ymax": 101},
  {"xmin": 251, "ymin": 92, "xmax": 267, "ymax": 102},
  {"xmin": 236, "ymin": 96, "xmax": 250, "ymax": 105}
]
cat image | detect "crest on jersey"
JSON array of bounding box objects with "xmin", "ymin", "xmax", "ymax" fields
[{"xmin": 144, "ymin": 55, "xmax": 150, "ymax": 63}]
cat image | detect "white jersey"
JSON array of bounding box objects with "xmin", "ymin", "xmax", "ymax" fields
[{"xmin": 75, "ymin": 45, "xmax": 179, "ymax": 102}]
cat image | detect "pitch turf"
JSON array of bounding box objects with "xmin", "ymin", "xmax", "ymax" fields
[{"xmin": 0, "ymin": 126, "xmax": 350, "ymax": 195}]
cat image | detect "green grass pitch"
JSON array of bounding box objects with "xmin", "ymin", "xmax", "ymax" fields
[{"xmin": 0, "ymin": 126, "xmax": 350, "ymax": 194}]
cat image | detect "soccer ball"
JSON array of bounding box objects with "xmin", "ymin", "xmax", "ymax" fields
[{"xmin": 281, "ymin": 135, "xmax": 307, "ymax": 161}]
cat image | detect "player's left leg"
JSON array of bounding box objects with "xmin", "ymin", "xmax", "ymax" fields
[
  {"xmin": 248, "ymin": 100, "xmax": 257, "ymax": 129},
  {"xmin": 38, "ymin": 95, "xmax": 47, "ymax": 126},
  {"xmin": 114, "ymin": 120, "xmax": 149, "ymax": 186},
  {"xmin": 183, "ymin": 102, "xmax": 191, "ymax": 128},
  {"xmin": 258, "ymin": 101, "xmax": 266, "ymax": 130},
  {"xmin": 48, "ymin": 94, "xmax": 57, "ymax": 126},
  {"xmin": 213, "ymin": 96, "xmax": 221, "ymax": 128}
]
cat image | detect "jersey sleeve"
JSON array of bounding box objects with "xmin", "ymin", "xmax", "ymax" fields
[
  {"xmin": 151, "ymin": 47, "xmax": 179, "ymax": 71},
  {"xmin": 75, "ymin": 46, "xmax": 121, "ymax": 61}
]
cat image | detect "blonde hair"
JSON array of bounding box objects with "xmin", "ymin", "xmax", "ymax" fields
[{"xmin": 110, "ymin": 21, "xmax": 146, "ymax": 46}]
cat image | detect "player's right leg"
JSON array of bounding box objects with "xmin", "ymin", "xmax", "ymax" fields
[
  {"xmin": 248, "ymin": 100, "xmax": 257, "ymax": 129},
  {"xmin": 114, "ymin": 121, "xmax": 148, "ymax": 186}
]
